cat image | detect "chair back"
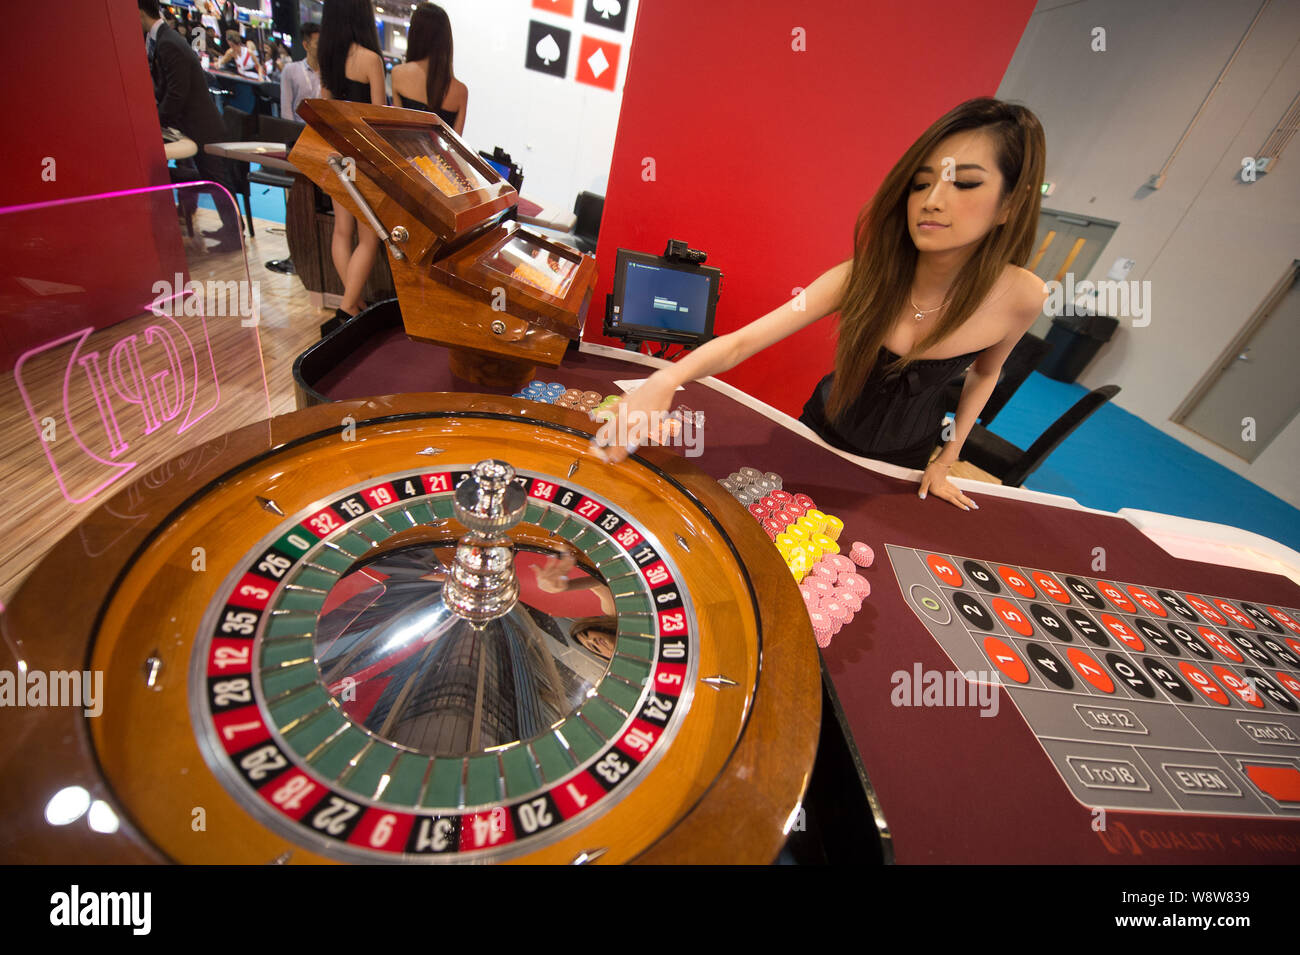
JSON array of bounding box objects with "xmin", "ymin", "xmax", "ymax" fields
[
  {"xmin": 573, "ymin": 191, "xmax": 604, "ymax": 252},
  {"xmin": 257, "ymin": 113, "xmax": 306, "ymax": 148},
  {"xmin": 1005, "ymin": 385, "xmax": 1120, "ymax": 486}
]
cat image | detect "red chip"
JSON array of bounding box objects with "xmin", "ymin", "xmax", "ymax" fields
[
  {"xmin": 748, "ymin": 503, "xmax": 769, "ymax": 519},
  {"xmin": 785, "ymin": 502, "xmax": 807, "ymax": 519},
  {"xmin": 793, "ymin": 493, "xmax": 816, "ymax": 509},
  {"xmin": 770, "ymin": 489, "xmax": 793, "ymax": 503}
]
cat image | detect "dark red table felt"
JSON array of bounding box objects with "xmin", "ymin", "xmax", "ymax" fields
[{"xmin": 315, "ymin": 333, "xmax": 1300, "ymax": 863}]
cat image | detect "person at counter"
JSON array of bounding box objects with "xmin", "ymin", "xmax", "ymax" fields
[
  {"xmin": 318, "ymin": 0, "xmax": 387, "ymax": 333},
  {"xmin": 138, "ymin": 0, "xmax": 243, "ymax": 251},
  {"xmin": 216, "ymin": 30, "xmax": 264, "ymax": 79},
  {"xmin": 280, "ymin": 23, "xmax": 321, "ymax": 121},
  {"xmin": 392, "ymin": 2, "xmax": 467, "ymax": 135},
  {"xmin": 597, "ymin": 98, "xmax": 1049, "ymax": 512}
]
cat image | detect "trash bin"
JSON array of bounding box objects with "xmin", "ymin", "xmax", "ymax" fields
[{"xmin": 1039, "ymin": 313, "xmax": 1119, "ymax": 383}]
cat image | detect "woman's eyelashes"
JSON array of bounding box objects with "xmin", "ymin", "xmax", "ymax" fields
[{"xmin": 911, "ymin": 181, "xmax": 983, "ymax": 191}]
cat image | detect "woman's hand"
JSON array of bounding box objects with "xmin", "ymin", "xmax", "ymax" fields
[
  {"xmin": 918, "ymin": 459, "xmax": 980, "ymax": 511},
  {"xmin": 589, "ymin": 373, "xmax": 682, "ymax": 464},
  {"xmin": 532, "ymin": 552, "xmax": 577, "ymax": 593}
]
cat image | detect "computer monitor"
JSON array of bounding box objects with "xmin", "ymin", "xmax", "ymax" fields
[{"xmin": 608, "ymin": 248, "xmax": 721, "ymax": 346}]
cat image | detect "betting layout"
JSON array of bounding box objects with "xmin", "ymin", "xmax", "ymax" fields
[
  {"xmin": 888, "ymin": 544, "xmax": 1300, "ymax": 819},
  {"xmin": 194, "ymin": 466, "xmax": 695, "ymax": 862}
]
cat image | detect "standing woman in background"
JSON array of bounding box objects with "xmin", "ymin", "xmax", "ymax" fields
[
  {"xmin": 391, "ymin": 3, "xmax": 467, "ymax": 135},
  {"xmin": 319, "ymin": 0, "xmax": 387, "ymax": 332}
]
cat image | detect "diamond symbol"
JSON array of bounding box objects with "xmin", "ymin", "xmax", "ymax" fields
[{"xmin": 587, "ymin": 46, "xmax": 609, "ymax": 79}]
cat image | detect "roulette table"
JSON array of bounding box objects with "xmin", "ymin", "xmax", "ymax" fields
[
  {"xmin": 290, "ymin": 318, "xmax": 1300, "ymax": 864},
  {"xmin": 0, "ymin": 394, "xmax": 820, "ymax": 864}
]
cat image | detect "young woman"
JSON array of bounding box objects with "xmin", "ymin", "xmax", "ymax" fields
[
  {"xmin": 391, "ymin": 3, "xmax": 467, "ymax": 135},
  {"xmin": 597, "ymin": 97, "xmax": 1048, "ymax": 512},
  {"xmin": 318, "ymin": 0, "xmax": 387, "ymax": 330}
]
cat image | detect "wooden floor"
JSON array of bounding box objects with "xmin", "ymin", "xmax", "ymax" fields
[{"xmin": 0, "ymin": 206, "xmax": 1000, "ymax": 604}]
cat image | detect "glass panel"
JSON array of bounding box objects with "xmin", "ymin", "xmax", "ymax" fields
[
  {"xmin": 0, "ymin": 183, "xmax": 270, "ymax": 601},
  {"xmin": 482, "ymin": 234, "xmax": 578, "ymax": 298},
  {"xmin": 375, "ymin": 124, "xmax": 491, "ymax": 197}
]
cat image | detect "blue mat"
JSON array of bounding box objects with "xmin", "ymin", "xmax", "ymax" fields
[
  {"xmin": 171, "ymin": 161, "xmax": 287, "ymax": 224},
  {"xmin": 984, "ymin": 372, "xmax": 1300, "ymax": 554}
]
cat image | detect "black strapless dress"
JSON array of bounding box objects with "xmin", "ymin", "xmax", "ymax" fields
[
  {"xmin": 799, "ymin": 346, "xmax": 981, "ymax": 469},
  {"xmin": 334, "ymin": 77, "xmax": 375, "ymax": 104},
  {"xmin": 400, "ymin": 96, "xmax": 459, "ymax": 127}
]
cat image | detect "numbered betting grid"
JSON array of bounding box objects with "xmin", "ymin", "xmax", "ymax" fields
[{"xmin": 886, "ymin": 543, "xmax": 1300, "ymax": 819}]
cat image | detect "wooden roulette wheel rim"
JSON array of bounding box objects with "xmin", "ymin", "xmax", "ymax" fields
[{"xmin": 0, "ymin": 394, "xmax": 820, "ymax": 864}]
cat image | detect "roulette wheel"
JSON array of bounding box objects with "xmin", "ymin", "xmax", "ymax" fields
[{"xmin": 0, "ymin": 394, "xmax": 820, "ymax": 864}]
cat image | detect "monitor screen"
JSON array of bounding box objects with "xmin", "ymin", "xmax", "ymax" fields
[{"xmin": 611, "ymin": 250, "xmax": 720, "ymax": 342}]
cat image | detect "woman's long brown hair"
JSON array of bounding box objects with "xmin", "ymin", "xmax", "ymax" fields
[{"xmin": 825, "ymin": 98, "xmax": 1045, "ymax": 421}]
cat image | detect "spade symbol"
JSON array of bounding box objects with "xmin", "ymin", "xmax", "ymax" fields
[{"xmin": 535, "ymin": 33, "xmax": 561, "ymax": 65}]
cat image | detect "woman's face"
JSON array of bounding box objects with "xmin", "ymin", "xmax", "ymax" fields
[{"xmin": 906, "ymin": 129, "xmax": 1010, "ymax": 258}]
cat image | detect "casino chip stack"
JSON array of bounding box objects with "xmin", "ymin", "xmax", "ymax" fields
[
  {"xmin": 720, "ymin": 467, "xmax": 874, "ymax": 648},
  {"xmin": 513, "ymin": 381, "xmax": 620, "ymax": 414}
]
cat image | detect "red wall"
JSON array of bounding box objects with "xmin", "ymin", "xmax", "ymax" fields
[
  {"xmin": 587, "ymin": 0, "xmax": 1038, "ymax": 416},
  {"xmin": 0, "ymin": 2, "xmax": 167, "ymax": 206}
]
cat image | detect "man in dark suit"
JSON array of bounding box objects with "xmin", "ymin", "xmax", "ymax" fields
[{"xmin": 139, "ymin": 0, "xmax": 243, "ymax": 250}]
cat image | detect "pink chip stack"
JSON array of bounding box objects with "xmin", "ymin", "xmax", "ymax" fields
[
  {"xmin": 798, "ymin": 586, "xmax": 820, "ymax": 612},
  {"xmin": 808, "ymin": 611, "xmax": 834, "ymax": 647},
  {"xmin": 822, "ymin": 598, "xmax": 850, "ymax": 623},
  {"xmin": 838, "ymin": 591, "xmax": 863, "ymax": 613},
  {"xmin": 837, "ymin": 571, "xmax": 870, "ymax": 598},
  {"xmin": 850, "ymin": 541, "xmax": 875, "ymax": 568},
  {"xmin": 811, "ymin": 562, "xmax": 839, "ymax": 582},
  {"xmin": 807, "ymin": 577, "xmax": 834, "ymax": 596}
]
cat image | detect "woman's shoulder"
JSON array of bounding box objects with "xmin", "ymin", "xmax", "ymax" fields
[
  {"xmin": 996, "ymin": 264, "xmax": 1048, "ymax": 322},
  {"xmin": 349, "ymin": 44, "xmax": 383, "ymax": 64}
]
